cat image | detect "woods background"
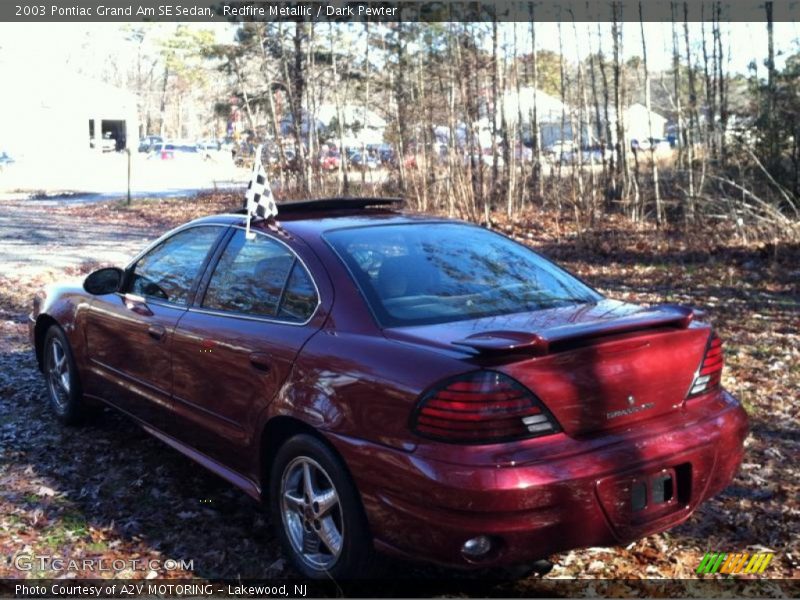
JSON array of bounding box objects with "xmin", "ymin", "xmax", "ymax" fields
[{"xmin": 34, "ymin": 3, "xmax": 796, "ymax": 245}]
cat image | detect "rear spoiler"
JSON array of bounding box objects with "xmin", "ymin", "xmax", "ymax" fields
[{"xmin": 452, "ymin": 304, "xmax": 696, "ymax": 356}]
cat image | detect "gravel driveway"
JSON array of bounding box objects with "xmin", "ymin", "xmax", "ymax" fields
[{"xmin": 0, "ymin": 198, "xmax": 159, "ymax": 276}]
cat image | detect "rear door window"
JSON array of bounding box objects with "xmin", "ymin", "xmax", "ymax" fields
[
  {"xmin": 201, "ymin": 229, "xmax": 317, "ymax": 321},
  {"xmin": 278, "ymin": 263, "xmax": 318, "ymax": 322}
]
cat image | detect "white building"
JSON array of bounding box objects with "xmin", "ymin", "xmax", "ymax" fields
[
  {"xmin": 501, "ymin": 89, "xmax": 667, "ymax": 149},
  {"xmin": 282, "ymin": 103, "xmax": 387, "ymax": 147},
  {"xmin": 502, "ymin": 87, "xmax": 573, "ymax": 148},
  {"xmin": 623, "ymin": 103, "xmax": 667, "ymax": 143},
  {"xmin": 0, "ymin": 59, "xmax": 139, "ymax": 158}
]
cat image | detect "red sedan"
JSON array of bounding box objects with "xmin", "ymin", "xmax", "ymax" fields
[{"xmin": 29, "ymin": 198, "xmax": 748, "ymax": 578}]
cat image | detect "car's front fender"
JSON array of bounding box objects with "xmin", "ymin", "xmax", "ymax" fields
[{"xmin": 31, "ymin": 281, "xmax": 93, "ymax": 370}]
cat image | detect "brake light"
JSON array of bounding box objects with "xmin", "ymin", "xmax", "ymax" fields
[
  {"xmin": 410, "ymin": 371, "xmax": 559, "ymax": 444},
  {"xmin": 687, "ymin": 332, "xmax": 723, "ymax": 397}
]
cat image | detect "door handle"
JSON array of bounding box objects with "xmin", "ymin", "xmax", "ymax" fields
[
  {"xmin": 148, "ymin": 325, "xmax": 166, "ymax": 341},
  {"xmin": 249, "ymin": 352, "xmax": 271, "ymax": 372}
]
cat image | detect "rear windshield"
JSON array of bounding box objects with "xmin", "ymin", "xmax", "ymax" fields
[{"xmin": 325, "ymin": 222, "xmax": 601, "ymax": 327}]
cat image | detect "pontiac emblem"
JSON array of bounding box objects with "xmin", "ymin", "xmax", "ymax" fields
[{"xmin": 627, "ymin": 395, "xmax": 636, "ymax": 406}]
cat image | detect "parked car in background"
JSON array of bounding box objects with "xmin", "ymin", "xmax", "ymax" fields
[
  {"xmin": 514, "ymin": 144, "xmax": 534, "ymax": 163},
  {"xmin": 138, "ymin": 135, "xmax": 164, "ymax": 153},
  {"xmin": 148, "ymin": 142, "xmax": 201, "ymax": 161},
  {"xmin": 377, "ymin": 146, "xmax": 395, "ymax": 165},
  {"xmin": 462, "ymin": 150, "xmax": 505, "ymax": 168},
  {"xmin": 321, "ymin": 152, "xmax": 341, "ymax": 171},
  {"xmin": 196, "ymin": 140, "xmax": 231, "ymax": 162},
  {"xmin": 544, "ymin": 140, "xmax": 575, "ymax": 163},
  {"xmin": 90, "ymin": 132, "xmax": 117, "ymax": 153},
  {"xmin": 631, "ymin": 138, "xmax": 671, "ymax": 154},
  {"xmin": 0, "ymin": 150, "xmax": 15, "ymax": 170},
  {"xmin": 559, "ymin": 146, "xmax": 616, "ymax": 166},
  {"xmin": 350, "ymin": 152, "xmax": 379, "ymax": 170},
  {"xmin": 197, "ymin": 139, "xmax": 222, "ymax": 153},
  {"xmin": 29, "ymin": 198, "xmax": 748, "ymax": 579}
]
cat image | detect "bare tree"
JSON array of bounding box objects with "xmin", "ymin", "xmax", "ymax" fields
[
  {"xmin": 640, "ymin": 1, "xmax": 663, "ymax": 225},
  {"xmin": 684, "ymin": 3, "xmax": 698, "ymax": 221}
]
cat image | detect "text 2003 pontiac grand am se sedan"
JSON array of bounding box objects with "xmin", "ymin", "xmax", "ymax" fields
[{"xmin": 29, "ymin": 198, "xmax": 748, "ymax": 578}]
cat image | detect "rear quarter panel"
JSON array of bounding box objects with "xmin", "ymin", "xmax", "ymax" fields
[{"xmin": 269, "ymin": 328, "xmax": 470, "ymax": 451}]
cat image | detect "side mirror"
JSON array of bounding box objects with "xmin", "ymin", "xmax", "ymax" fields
[{"xmin": 83, "ymin": 267, "xmax": 124, "ymax": 295}]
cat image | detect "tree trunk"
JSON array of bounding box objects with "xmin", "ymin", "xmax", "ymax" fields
[
  {"xmin": 490, "ymin": 18, "xmax": 499, "ymax": 224},
  {"xmin": 597, "ymin": 23, "xmax": 615, "ymax": 204},
  {"xmin": 671, "ymin": 5, "xmax": 684, "ymax": 171},
  {"xmin": 612, "ymin": 7, "xmax": 631, "ymax": 212},
  {"xmin": 329, "ymin": 23, "xmax": 349, "ymax": 194},
  {"xmin": 700, "ymin": 10, "xmax": 717, "ymax": 159},
  {"xmin": 159, "ymin": 64, "xmax": 170, "ymax": 138},
  {"xmin": 714, "ymin": 4, "xmax": 728, "ymax": 165},
  {"xmin": 529, "ymin": 6, "xmax": 543, "ymax": 202},
  {"xmin": 292, "ymin": 22, "xmax": 310, "ymax": 193},
  {"xmin": 640, "ymin": 1, "xmax": 662, "ymax": 226},
  {"xmin": 362, "ymin": 22, "xmax": 370, "ymax": 190},
  {"xmin": 684, "ymin": 2, "xmax": 698, "ymax": 222},
  {"xmin": 587, "ymin": 23, "xmax": 606, "ymax": 194},
  {"xmin": 765, "ymin": 1, "xmax": 777, "ymax": 166}
]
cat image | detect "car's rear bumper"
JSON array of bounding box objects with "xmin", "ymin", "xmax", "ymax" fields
[{"xmin": 328, "ymin": 391, "xmax": 748, "ymax": 569}]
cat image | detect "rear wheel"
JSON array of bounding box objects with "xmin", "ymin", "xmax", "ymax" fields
[
  {"xmin": 269, "ymin": 434, "xmax": 373, "ymax": 579},
  {"xmin": 43, "ymin": 326, "xmax": 86, "ymax": 425}
]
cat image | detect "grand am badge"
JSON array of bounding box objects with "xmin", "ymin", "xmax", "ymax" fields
[{"xmin": 606, "ymin": 397, "xmax": 656, "ymax": 420}]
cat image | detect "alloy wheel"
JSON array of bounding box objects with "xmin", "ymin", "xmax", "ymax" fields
[
  {"xmin": 280, "ymin": 456, "xmax": 344, "ymax": 571},
  {"xmin": 47, "ymin": 337, "xmax": 71, "ymax": 410}
]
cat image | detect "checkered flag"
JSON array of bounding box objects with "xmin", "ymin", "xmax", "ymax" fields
[{"xmin": 244, "ymin": 144, "xmax": 278, "ymax": 220}]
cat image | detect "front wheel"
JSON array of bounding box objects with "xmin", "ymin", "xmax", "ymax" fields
[
  {"xmin": 43, "ymin": 325, "xmax": 86, "ymax": 425},
  {"xmin": 269, "ymin": 434, "xmax": 373, "ymax": 579}
]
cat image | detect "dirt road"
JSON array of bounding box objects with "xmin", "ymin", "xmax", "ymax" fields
[{"xmin": 0, "ymin": 198, "xmax": 158, "ymax": 276}]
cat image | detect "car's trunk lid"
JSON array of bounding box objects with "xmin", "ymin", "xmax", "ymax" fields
[{"xmin": 384, "ymin": 300, "xmax": 710, "ymax": 436}]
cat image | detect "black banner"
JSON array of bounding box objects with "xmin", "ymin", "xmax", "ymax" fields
[
  {"xmin": 2, "ymin": 0, "xmax": 800, "ymax": 23},
  {"xmin": 2, "ymin": 578, "xmax": 800, "ymax": 598}
]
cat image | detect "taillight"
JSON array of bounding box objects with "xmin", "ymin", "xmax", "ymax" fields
[
  {"xmin": 410, "ymin": 371, "xmax": 559, "ymax": 444},
  {"xmin": 687, "ymin": 332, "xmax": 724, "ymax": 397}
]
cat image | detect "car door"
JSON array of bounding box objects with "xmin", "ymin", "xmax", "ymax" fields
[
  {"xmin": 83, "ymin": 224, "xmax": 227, "ymax": 430},
  {"xmin": 168, "ymin": 227, "xmax": 325, "ymax": 473}
]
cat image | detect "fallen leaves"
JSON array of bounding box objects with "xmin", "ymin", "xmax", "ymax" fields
[{"xmin": 0, "ymin": 194, "xmax": 797, "ymax": 593}]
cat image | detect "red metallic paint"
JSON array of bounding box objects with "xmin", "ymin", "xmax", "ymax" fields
[{"xmin": 30, "ymin": 209, "xmax": 748, "ymax": 570}]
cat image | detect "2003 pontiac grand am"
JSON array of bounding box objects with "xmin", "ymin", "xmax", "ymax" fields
[{"xmin": 30, "ymin": 198, "xmax": 747, "ymax": 578}]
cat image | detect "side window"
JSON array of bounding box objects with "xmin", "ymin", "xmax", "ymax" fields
[
  {"xmin": 279, "ymin": 262, "xmax": 318, "ymax": 322},
  {"xmin": 202, "ymin": 230, "xmax": 297, "ymax": 318},
  {"xmin": 128, "ymin": 226, "xmax": 221, "ymax": 306}
]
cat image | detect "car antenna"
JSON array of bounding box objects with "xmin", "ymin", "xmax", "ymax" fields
[{"xmin": 243, "ymin": 143, "xmax": 279, "ymax": 240}]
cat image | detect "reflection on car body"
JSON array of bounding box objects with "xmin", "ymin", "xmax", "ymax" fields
[{"xmin": 29, "ymin": 198, "xmax": 748, "ymax": 579}]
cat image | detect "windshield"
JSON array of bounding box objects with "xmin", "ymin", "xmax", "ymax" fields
[{"xmin": 325, "ymin": 222, "xmax": 601, "ymax": 327}]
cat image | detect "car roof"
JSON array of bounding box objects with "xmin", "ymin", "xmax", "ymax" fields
[{"xmin": 185, "ymin": 198, "xmax": 454, "ymax": 237}]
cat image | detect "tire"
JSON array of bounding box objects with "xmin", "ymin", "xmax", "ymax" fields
[
  {"xmin": 269, "ymin": 434, "xmax": 373, "ymax": 579},
  {"xmin": 42, "ymin": 325, "xmax": 86, "ymax": 425}
]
